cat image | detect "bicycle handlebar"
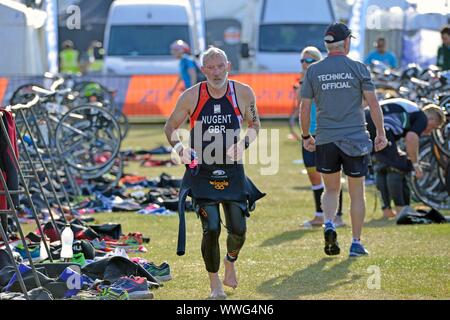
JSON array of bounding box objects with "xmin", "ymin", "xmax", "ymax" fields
[
  {"xmin": 50, "ymin": 77, "xmax": 65, "ymax": 92},
  {"xmin": 3, "ymin": 94, "xmax": 40, "ymax": 112},
  {"xmin": 31, "ymin": 86, "xmax": 72, "ymax": 102}
]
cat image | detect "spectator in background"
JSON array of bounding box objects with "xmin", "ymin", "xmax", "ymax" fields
[
  {"xmin": 364, "ymin": 37, "xmax": 398, "ymax": 68},
  {"xmin": 59, "ymin": 40, "xmax": 80, "ymax": 74},
  {"xmin": 168, "ymin": 40, "xmax": 198, "ymax": 98},
  {"xmin": 437, "ymin": 26, "xmax": 450, "ymax": 71},
  {"xmin": 85, "ymin": 41, "xmax": 104, "ymax": 74}
]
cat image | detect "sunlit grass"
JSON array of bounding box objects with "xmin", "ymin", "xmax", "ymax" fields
[{"xmin": 71, "ymin": 123, "xmax": 450, "ymax": 299}]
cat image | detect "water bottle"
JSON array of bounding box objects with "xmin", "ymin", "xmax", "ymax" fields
[{"xmin": 60, "ymin": 224, "xmax": 74, "ymax": 261}]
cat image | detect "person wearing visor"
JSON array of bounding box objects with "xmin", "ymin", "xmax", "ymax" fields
[
  {"xmin": 300, "ymin": 22, "xmax": 387, "ymax": 257},
  {"xmin": 293, "ymin": 47, "xmax": 345, "ymax": 228},
  {"xmin": 168, "ymin": 40, "xmax": 198, "ymax": 98}
]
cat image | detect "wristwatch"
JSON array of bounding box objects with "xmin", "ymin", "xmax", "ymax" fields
[{"xmin": 301, "ymin": 134, "xmax": 311, "ymax": 140}]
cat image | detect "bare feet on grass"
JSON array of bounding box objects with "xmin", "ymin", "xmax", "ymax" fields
[
  {"xmin": 223, "ymin": 257, "xmax": 238, "ymax": 289},
  {"xmin": 383, "ymin": 208, "xmax": 396, "ymax": 218},
  {"xmin": 302, "ymin": 216, "xmax": 324, "ymax": 228},
  {"xmin": 208, "ymin": 272, "xmax": 227, "ymax": 300}
]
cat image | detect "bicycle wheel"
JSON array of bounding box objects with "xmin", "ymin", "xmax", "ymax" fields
[
  {"xmin": 113, "ymin": 108, "xmax": 129, "ymax": 139},
  {"xmin": 86, "ymin": 101, "xmax": 129, "ymax": 140},
  {"xmin": 409, "ymin": 143, "xmax": 450, "ymax": 210},
  {"xmin": 77, "ymin": 154, "xmax": 124, "ymax": 194},
  {"xmin": 55, "ymin": 104, "xmax": 121, "ymax": 172},
  {"xmin": 9, "ymin": 83, "xmax": 42, "ymax": 105},
  {"xmin": 432, "ymin": 125, "xmax": 450, "ymax": 158},
  {"xmin": 72, "ymin": 83, "xmax": 128, "ymax": 139}
]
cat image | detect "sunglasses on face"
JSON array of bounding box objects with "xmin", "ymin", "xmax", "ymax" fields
[{"xmin": 301, "ymin": 57, "xmax": 317, "ymax": 64}]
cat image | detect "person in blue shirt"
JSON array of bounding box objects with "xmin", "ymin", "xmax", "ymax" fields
[
  {"xmin": 294, "ymin": 46, "xmax": 345, "ymax": 228},
  {"xmin": 168, "ymin": 40, "xmax": 198, "ymax": 98},
  {"xmin": 364, "ymin": 37, "xmax": 398, "ymax": 68}
]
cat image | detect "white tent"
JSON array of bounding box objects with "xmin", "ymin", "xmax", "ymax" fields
[
  {"xmin": 349, "ymin": 0, "xmax": 449, "ymax": 67},
  {"xmin": 0, "ymin": 0, "xmax": 48, "ymax": 75}
]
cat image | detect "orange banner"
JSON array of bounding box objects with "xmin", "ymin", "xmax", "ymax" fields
[
  {"xmin": 0, "ymin": 78, "xmax": 9, "ymax": 107},
  {"xmin": 123, "ymin": 74, "xmax": 179, "ymax": 117},
  {"xmin": 123, "ymin": 73, "xmax": 300, "ymax": 118},
  {"xmin": 234, "ymin": 73, "xmax": 300, "ymax": 116}
]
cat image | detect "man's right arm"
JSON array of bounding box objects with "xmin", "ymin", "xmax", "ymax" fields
[
  {"xmin": 164, "ymin": 88, "xmax": 195, "ymax": 153},
  {"xmin": 168, "ymin": 77, "xmax": 182, "ymax": 97},
  {"xmin": 299, "ymin": 68, "xmax": 313, "ymax": 136},
  {"xmin": 299, "ymin": 98, "xmax": 312, "ymax": 137}
]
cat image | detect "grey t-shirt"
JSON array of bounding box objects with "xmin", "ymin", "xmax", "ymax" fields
[{"xmin": 301, "ymin": 54, "xmax": 375, "ymax": 145}]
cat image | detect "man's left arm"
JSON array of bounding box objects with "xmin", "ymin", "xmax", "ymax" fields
[
  {"xmin": 405, "ymin": 131, "xmax": 419, "ymax": 166},
  {"xmin": 187, "ymin": 60, "xmax": 197, "ymax": 87},
  {"xmin": 227, "ymin": 85, "xmax": 260, "ymax": 160},
  {"xmin": 241, "ymin": 86, "xmax": 260, "ymax": 148},
  {"xmin": 405, "ymin": 130, "xmax": 423, "ymax": 178}
]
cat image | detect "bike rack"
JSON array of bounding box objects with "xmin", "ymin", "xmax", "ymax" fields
[
  {"xmin": 16, "ymin": 106, "xmax": 75, "ymax": 213},
  {"xmin": 0, "ymin": 109, "xmax": 54, "ymax": 257},
  {"xmin": 0, "ymin": 110, "xmax": 47, "ymax": 299},
  {"xmin": 10, "ymin": 99, "xmax": 70, "ymax": 233}
]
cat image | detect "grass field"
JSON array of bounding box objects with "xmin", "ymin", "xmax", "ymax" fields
[{"xmin": 91, "ymin": 122, "xmax": 450, "ymax": 300}]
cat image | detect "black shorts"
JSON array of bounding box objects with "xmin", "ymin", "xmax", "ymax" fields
[{"xmin": 316, "ymin": 142, "xmax": 369, "ymax": 177}]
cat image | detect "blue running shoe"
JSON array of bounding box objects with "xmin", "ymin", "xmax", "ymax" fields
[
  {"xmin": 110, "ymin": 276, "xmax": 153, "ymax": 299},
  {"xmin": 324, "ymin": 223, "xmax": 340, "ymax": 256},
  {"xmin": 349, "ymin": 243, "xmax": 369, "ymax": 257}
]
